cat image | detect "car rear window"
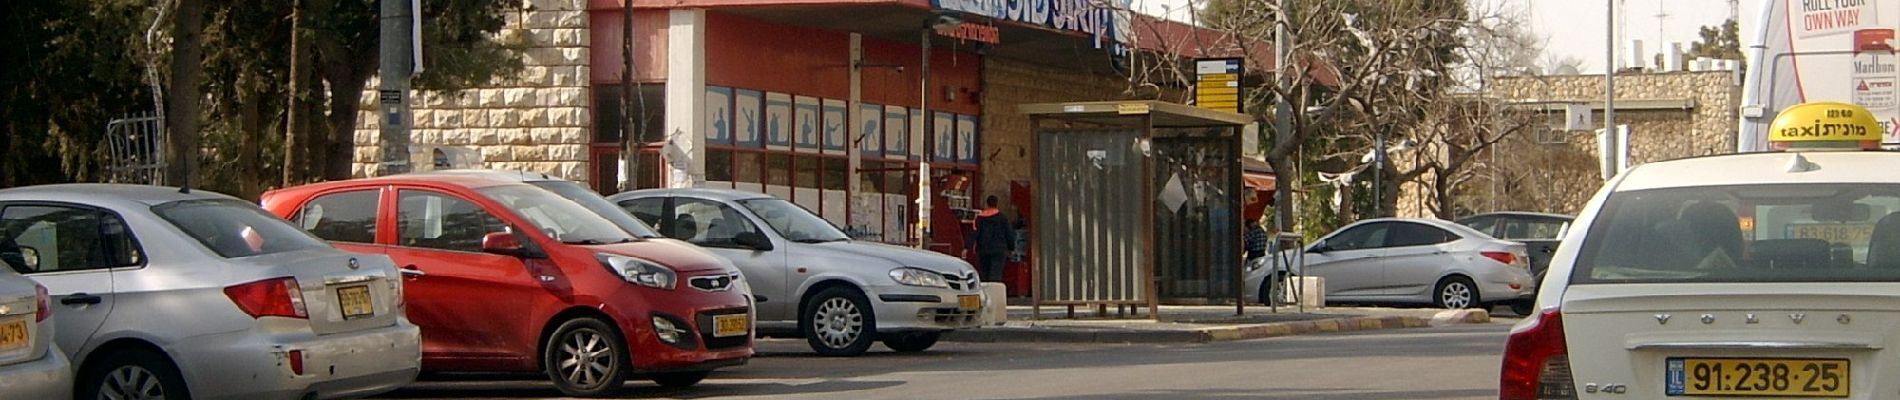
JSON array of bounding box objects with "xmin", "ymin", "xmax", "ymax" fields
[
  {"xmin": 154, "ymin": 199, "xmax": 332, "ymax": 258},
  {"xmin": 1572, "ymin": 183, "xmax": 1900, "ymax": 283}
]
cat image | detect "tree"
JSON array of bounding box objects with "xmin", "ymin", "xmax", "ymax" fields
[
  {"xmin": 1181, "ymin": 0, "xmax": 1470, "ymax": 236},
  {"xmin": 0, "ymin": 0, "xmax": 153, "ymax": 187},
  {"xmin": 281, "ymin": 0, "xmax": 524, "ymax": 182},
  {"xmin": 1689, "ymin": 18, "xmax": 1743, "ymax": 61}
]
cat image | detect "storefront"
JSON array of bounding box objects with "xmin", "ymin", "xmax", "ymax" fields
[{"xmin": 364, "ymin": 0, "xmax": 1262, "ymax": 255}]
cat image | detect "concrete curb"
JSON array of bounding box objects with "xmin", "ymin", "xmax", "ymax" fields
[
  {"xmin": 1429, "ymin": 308, "xmax": 1491, "ymax": 326},
  {"xmin": 943, "ymin": 314, "xmax": 1455, "ymax": 344}
]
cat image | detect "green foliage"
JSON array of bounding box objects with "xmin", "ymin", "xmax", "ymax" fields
[
  {"xmin": 0, "ymin": 0, "xmax": 522, "ymax": 188},
  {"xmin": 0, "ymin": 0, "xmax": 155, "ymax": 186},
  {"xmin": 1689, "ymin": 18, "xmax": 1745, "ymax": 76}
]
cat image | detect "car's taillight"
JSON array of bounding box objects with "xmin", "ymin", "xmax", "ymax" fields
[
  {"xmin": 33, "ymin": 285, "xmax": 49, "ymax": 323},
  {"xmin": 1483, "ymin": 251, "xmax": 1518, "ymax": 266},
  {"xmin": 224, "ymin": 277, "xmax": 308, "ymax": 319},
  {"xmin": 1501, "ymin": 309, "xmax": 1575, "ymax": 399}
]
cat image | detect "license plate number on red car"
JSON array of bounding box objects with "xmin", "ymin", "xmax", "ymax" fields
[{"xmin": 712, "ymin": 314, "xmax": 748, "ymax": 337}]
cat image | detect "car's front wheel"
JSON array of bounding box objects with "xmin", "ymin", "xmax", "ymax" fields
[
  {"xmin": 1434, "ymin": 276, "xmax": 1480, "ymax": 309},
  {"xmin": 545, "ymin": 318, "xmax": 631, "ymax": 397},
  {"xmin": 882, "ymin": 331, "xmax": 942, "ymax": 353},
  {"xmin": 79, "ymin": 348, "xmax": 190, "ymax": 400},
  {"xmin": 803, "ymin": 286, "xmax": 877, "ymax": 356}
]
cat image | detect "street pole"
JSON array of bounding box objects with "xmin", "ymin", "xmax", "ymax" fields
[
  {"xmin": 1373, "ymin": 126, "xmax": 1384, "ymax": 217},
  {"xmin": 917, "ymin": 25, "xmax": 932, "ymax": 250},
  {"xmin": 622, "ymin": 0, "xmax": 640, "ymax": 192},
  {"xmin": 1603, "ymin": 0, "xmax": 1617, "ymax": 178},
  {"xmin": 377, "ymin": 0, "xmax": 415, "ymax": 176}
]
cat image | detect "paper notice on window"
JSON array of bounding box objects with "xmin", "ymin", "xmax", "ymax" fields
[{"xmin": 1159, "ymin": 173, "xmax": 1188, "ymax": 213}]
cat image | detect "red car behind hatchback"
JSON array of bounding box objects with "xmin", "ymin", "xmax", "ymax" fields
[{"xmin": 261, "ymin": 175, "xmax": 751, "ymax": 397}]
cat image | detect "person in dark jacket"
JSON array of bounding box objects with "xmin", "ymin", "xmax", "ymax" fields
[{"xmin": 969, "ymin": 196, "xmax": 1014, "ymax": 282}]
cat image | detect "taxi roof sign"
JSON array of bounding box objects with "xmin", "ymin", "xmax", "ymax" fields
[{"xmin": 1768, "ymin": 101, "xmax": 1883, "ymax": 150}]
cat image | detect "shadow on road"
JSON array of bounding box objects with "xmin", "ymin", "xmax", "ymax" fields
[{"xmin": 380, "ymin": 379, "xmax": 904, "ymax": 399}]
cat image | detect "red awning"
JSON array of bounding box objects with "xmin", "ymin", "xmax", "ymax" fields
[{"xmin": 1242, "ymin": 173, "xmax": 1276, "ymax": 191}]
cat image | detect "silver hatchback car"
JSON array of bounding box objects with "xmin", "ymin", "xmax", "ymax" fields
[
  {"xmin": 609, "ymin": 189, "xmax": 984, "ymax": 357},
  {"xmin": 0, "ymin": 184, "xmax": 421, "ymax": 399}
]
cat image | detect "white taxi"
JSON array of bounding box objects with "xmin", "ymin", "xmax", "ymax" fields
[{"xmin": 1501, "ymin": 101, "xmax": 1900, "ymax": 399}]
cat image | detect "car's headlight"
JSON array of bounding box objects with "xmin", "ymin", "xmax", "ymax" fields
[
  {"xmin": 889, "ymin": 267, "xmax": 949, "ymax": 288},
  {"xmin": 599, "ymin": 254, "xmax": 677, "ymax": 290}
]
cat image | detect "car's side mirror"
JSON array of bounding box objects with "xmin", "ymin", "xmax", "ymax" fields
[
  {"xmin": 732, "ymin": 231, "xmax": 773, "ymax": 251},
  {"xmin": 481, "ymin": 232, "xmax": 531, "ymax": 257},
  {"xmin": 1307, "ymin": 240, "xmax": 1329, "ymax": 254}
]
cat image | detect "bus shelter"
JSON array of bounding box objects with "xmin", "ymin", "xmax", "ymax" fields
[{"xmin": 1021, "ymin": 101, "xmax": 1251, "ymax": 319}]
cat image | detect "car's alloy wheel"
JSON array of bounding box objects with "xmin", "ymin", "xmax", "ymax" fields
[
  {"xmin": 804, "ymin": 286, "xmax": 876, "ymax": 356},
  {"xmin": 545, "ymin": 318, "xmax": 630, "ymax": 397},
  {"xmin": 80, "ymin": 349, "xmax": 188, "ymax": 400},
  {"xmin": 1436, "ymin": 277, "xmax": 1479, "ymax": 309},
  {"xmin": 102, "ymin": 365, "xmax": 165, "ymax": 400}
]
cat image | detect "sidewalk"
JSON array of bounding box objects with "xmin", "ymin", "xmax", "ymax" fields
[{"xmin": 943, "ymin": 305, "xmax": 1496, "ymax": 344}]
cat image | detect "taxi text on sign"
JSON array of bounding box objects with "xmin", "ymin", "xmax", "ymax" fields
[
  {"xmin": 1195, "ymin": 58, "xmax": 1243, "ymax": 114},
  {"xmin": 1768, "ymin": 101, "xmax": 1884, "ymax": 142}
]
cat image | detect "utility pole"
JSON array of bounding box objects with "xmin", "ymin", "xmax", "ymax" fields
[
  {"xmin": 1272, "ymin": 0, "xmax": 1292, "ymax": 235},
  {"xmin": 377, "ymin": 0, "xmax": 415, "ymax": 176},
  {"xmin": 1604, "ymin": 0, "xmax": 1618, "ymax": 178},
  {"xmin": 621, "ymin": 0, "xmax": 640, "ymax": 192}
]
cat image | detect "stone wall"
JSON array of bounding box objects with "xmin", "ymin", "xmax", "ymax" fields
[
  {"xmin": 352, "ymin": 0, "xmax": 593, "ymax": 182},
  {"xmin": 979, "ymin": 57, "xmax": 1131, "ymax": 209},
  {"xmin": 1492, "ymin": 71, "xmax": 1742, "ymax": 165},
  {"xmin": 1394, "ymin": 70, "xmax": 1742, "ymax": 217}
]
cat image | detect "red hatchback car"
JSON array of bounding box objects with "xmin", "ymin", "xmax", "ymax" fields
[{"xmin": 261, "ymin": 175, "xmax": 751, "ymax": 397}]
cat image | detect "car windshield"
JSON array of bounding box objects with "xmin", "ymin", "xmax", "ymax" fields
[
  {"xmin": 737, "ymin": 198, "xmax": 849, "ymax": 243},
  {"xmin": 478, "ymin": 185, "xmax": 636, "ymax": 245},
  {"xmin": 154, "ymin": 199, "xmax": 332, "ymax": 258},
  {"xmin": 526, "ymin": 180, "xmax": 661, "ymax": 239},
  {"xmin": 1573, "ymin": 183, "xmax": 1900, "ymax": 283}
]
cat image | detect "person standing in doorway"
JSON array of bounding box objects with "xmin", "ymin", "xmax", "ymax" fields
[{"xmin": 969, "ymin": 195, "xmax": 1013, "ymax": 282}]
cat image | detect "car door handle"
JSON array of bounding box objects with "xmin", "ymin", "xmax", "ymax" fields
[
  {"xmin": 399, "ymin": 265, "xmax": 426, "ymax": 277},
  {"xmin": 61, "ymin": 293, "xmax": 102, "ymax": 306}
]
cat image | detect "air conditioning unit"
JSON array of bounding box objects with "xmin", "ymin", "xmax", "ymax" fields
[{"xmin": 409, "ymin": 145, "xmax": 482, "ymax": 171}]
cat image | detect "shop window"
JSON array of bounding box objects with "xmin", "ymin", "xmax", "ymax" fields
[
  {"xmin": 592, "ymin": 84, "xmax": 666, "ymax": 144},
  {"xmin": 794, "ymin": 156, "xmax": 819, "ymax": 188},
  {"xmin": 733, "ymin": 151, "xmax": 762, "ymax": 184},
  {"xmin": 765, "ymin": 153, "xmax": 792, "ymax": 187},
  {"xmin": 822, "ymin": 158, "xmax": 847, "ymax": 191},
  {"xmin": 884, "ymin": 162, "xmax": 911, "ymax": 196},
  {"xmin": 707, "ymin": 149, "xmax": 733, "ymax": 183},
  {"xmin": 860, "ymin": 169, "xmax": 884, "ymax": 194}
]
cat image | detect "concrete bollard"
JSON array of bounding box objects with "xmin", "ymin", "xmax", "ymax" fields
[
  {"xmin": 1293, "ymin": 276, "xmax": 1325, "ymax": 307},
  {"xmin": 981, "ymin": 282, "xmax": 1008, "ymax": 326}
]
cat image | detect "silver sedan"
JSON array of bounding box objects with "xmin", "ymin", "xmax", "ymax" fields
[
  {"xmin": 1246, "ymin": 218, "xmax": 1535, "ymax": 309},
  {"xmin": 0, "ymin": 184, "xmax": 421, "ymax": 400},
  {"xmin": 0, "ymin": 267, "xmax": 70, "ymax": 399}
]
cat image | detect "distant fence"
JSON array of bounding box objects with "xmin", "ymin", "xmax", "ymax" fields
[{"xmin": 104, "ymin": 112, "xmax": 166, "ymax": 185}]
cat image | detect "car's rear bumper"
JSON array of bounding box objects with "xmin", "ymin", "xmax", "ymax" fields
[
  {"xmin": 0, "ymin": 346, "xmax": 71, "ymax": 400},
  {"xmin": 175, "ymin": 319, "xmax": 422, "ymax": 400}
]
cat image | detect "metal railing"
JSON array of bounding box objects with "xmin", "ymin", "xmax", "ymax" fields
[{"xmin": 104, "ymin": 112, "xmax": 166, "ymax": 186}]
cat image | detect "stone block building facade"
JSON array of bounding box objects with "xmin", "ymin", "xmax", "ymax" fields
[{"xmin": 1394, "ymin": 69, "xmax": 1744, "ymax": 218}]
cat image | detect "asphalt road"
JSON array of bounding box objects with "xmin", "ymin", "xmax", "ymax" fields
[{"xmin": 377, "ymin": 321, "xmax": 1514, "ymax": 400}]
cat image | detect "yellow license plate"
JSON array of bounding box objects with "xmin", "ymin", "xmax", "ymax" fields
[
  {"xmin": 336, "ymin": 285, "xmax": 374, "ymax": 320},
  {"xmin": 0, "ymin": 319, "xmax": 25, "ymax": 351},
  {"xmin": 712, "ymin": 314, "xmax": 748, "ymax": 337},
  {"xmin": 1667, "ymin": 358, "xmax": 1849, "ymax": 397},
  {"xmin": 958, "ymin": 294, "xmax": 981, "ymax": 311}
]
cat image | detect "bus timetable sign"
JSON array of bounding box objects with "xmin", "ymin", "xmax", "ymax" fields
[{"xmin": 1195, "ymin": 58, "xmax": 1243, "ymax": 114}]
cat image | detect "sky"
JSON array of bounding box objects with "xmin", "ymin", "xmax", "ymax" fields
[{"xmin": 1125, "ymin": 0, "xmax": 1761, "ymax": 74}]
